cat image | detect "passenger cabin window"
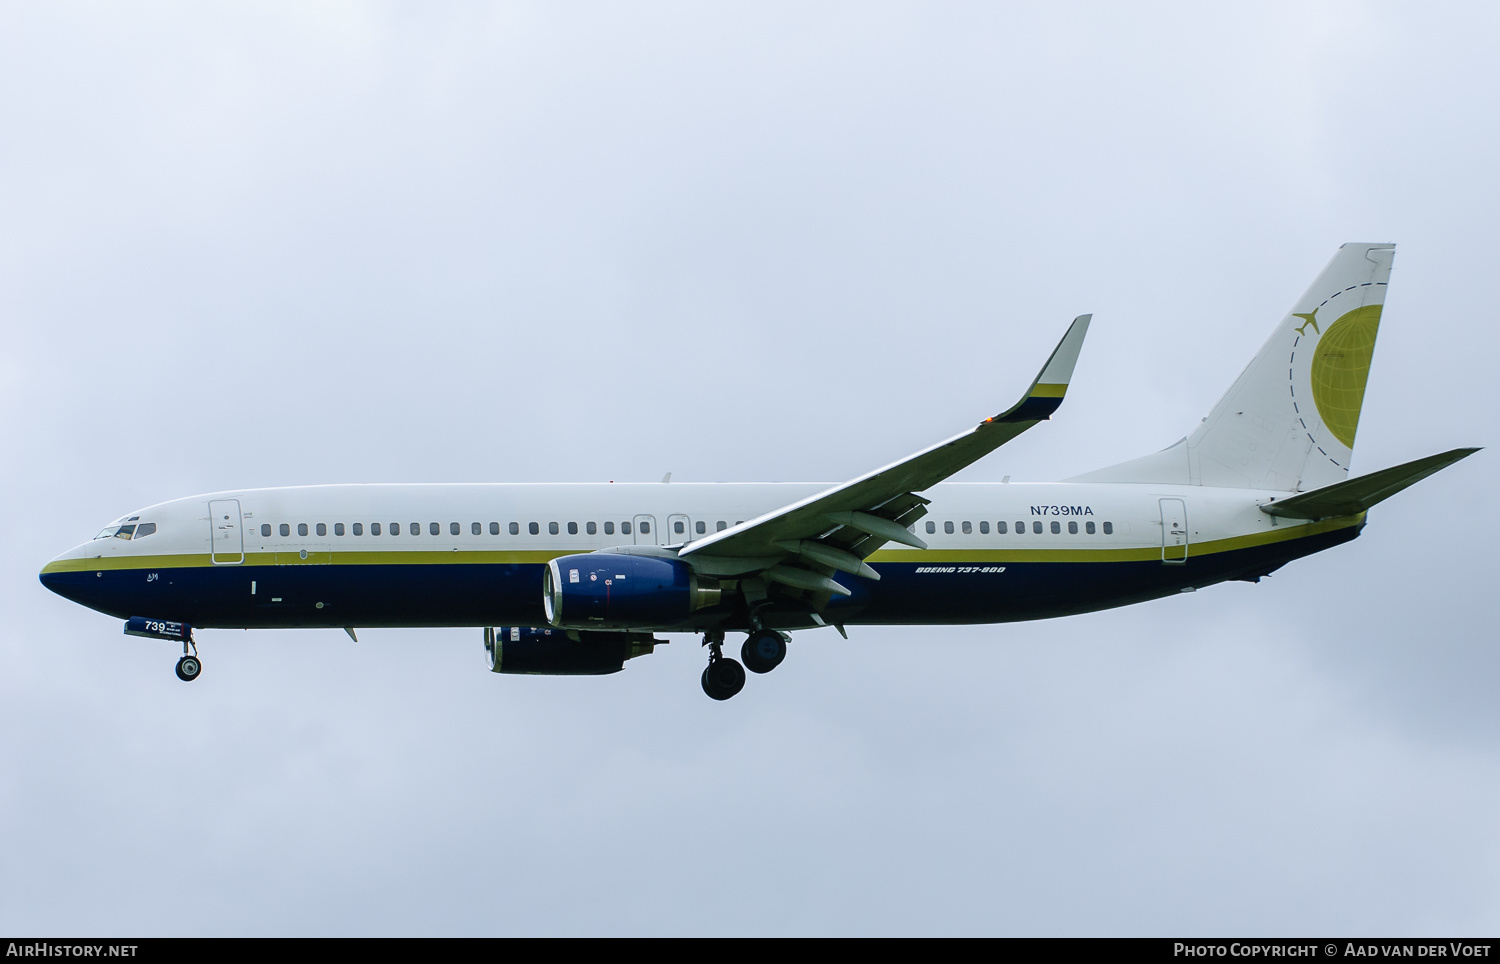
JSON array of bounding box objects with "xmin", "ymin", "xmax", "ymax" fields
[
  {"xmin": 429, "ymin": 522, "xmax": 440, "ymax": 536},
  {"xmin": 507, "ymin": 523, "xmax": 517, "ymax": 535},
  {"xmin": 1103, "ymin": 522, "xmax": 1114, "ymax": 535},
  {"xmin": 529, "ymin": 522, "xmax": 539, "ymax": 535},
  {"xmin": 549, "ymin": 522, "xmax": 559, "ymax": 535},
  {"xmin": 372, "ymin": 523, "xmax": 382, "ymax": 535},
  {"xmin": 605, "ymin": 522, "xmax": 615, "ymax": 535},
  {"xmin": 354, "ymin": 523, "xmax": 364, "ymax": 536},
  {"xmin": 622, "ymin": 522, "xmax": 632, "ymax": 535},
  {"xmin": 409, "ymin": 522, "xmax": 420, "ymax": 536},
  {"xmin": 1016, "ymin": 521, "xmax": 1025, "ymax": 533},
  {"xmin": 317, "ymin": 523, "xmax": 327, "ymax": 536},
  {"xmin": 717, "ymin": 521, "xmax": 727, "ymax": 531},
  {"xmin": 280, "ymin": 524, "xmax": 290, "ymax": 537},
  {"xmin": 297, "ymin": 523, "xmax": 308, "ymax": 536},
  {"xmin": 1050, "ymin": 521, "xmax": 1061, "ymax": 534},
  {"xmin": 944, "ymin": 521, "xmax": 954, "ymax": 534},
  {"xmin": 568, "ymin": 522, "xmax": 578, "ymax": 535},
  {"xmin": 586, "ymin": 522, "xmax": 597, "ymax": 535},
  {"xmin": 997, "ymin": 521, "xmax": 1007, "ymax": 534},
  {"xmin": 1032, "ymin": 521, "xmax": 1042, "ymax": 534},
  {"xmin": 640, "ymin": 521, "xmax": 650, "ymax": 534},
  {"xmin": 261, "ymin": 524, "xmax": 272, "ymax": 537},
  {"xmin": 1068, "ymin": 521, "xmax": 1078, "ymax": 534},
  {"xmin": 925, "ymin": 521, "xmax": 936, "ymax": 534},
  {"xmin": 962, "ymin": 521, "xmax": 972, "ymax": 534},
  {"xmin": 335, "ymin": 523, "xmax": 345, "ymax": 536},
  {"xmin": 1086, "ymin": 521, "xmax": 1095, "ymax": 534},
  {"xmin": 979, "ymin": 521, "xmax": 989, "ymax": 534},
  {"xmin": 471, "ymin": 522, "xmax": 480, "ymax": 535},
  {"xmin": 696, "ymin": 521, "xmax": 706, "ymax": 534},
  {"xmin": 390, "ymin": 523, "xmax": 400, "ymax": 536}
]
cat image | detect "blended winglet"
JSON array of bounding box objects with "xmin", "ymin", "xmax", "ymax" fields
[
  {"xmin": 1261, "ymin": 447, "xmax": 1480, "ymax": 520},
  {"xmin": 994, "ymin": 314, "xmax": 1091, "ymax": 423}
]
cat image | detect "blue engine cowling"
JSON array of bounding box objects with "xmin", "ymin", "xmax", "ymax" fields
[
  {"xmin": 543, "ymin": 553, "xmax": 722, "ymax": 630},
  {"xmin": 483, "ymin": 626, "xmax": 661, "ymax": 675}
]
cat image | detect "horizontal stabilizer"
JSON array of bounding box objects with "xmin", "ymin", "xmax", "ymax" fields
[{"xmin": 1261, "ymin": 447, "xmax": 1480, "ymax": 520}]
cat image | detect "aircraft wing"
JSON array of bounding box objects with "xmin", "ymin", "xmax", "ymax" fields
[{"xmin": 678, "ymin": 315, "xmax": 1092, "ymax": 593}]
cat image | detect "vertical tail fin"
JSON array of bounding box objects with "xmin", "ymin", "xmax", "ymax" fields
[{"xmin": 1072, "ymin": 243, "xmax": 1394, "ymax": 491}]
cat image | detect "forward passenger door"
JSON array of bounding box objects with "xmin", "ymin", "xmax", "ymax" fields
[{"xmin": 209, "ymin": 500, "xmax": 244, "ymax": 564}]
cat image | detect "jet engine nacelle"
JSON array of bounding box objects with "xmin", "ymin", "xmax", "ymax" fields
[
  {"xmin": 483, "ymin": 625, "xmax": 662, "ymax": 676},
  {"xmin": 543, "ymin": 553, "xmax": 722, "ymax": 630}
]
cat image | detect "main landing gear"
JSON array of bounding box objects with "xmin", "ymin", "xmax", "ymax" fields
[
  {"xmin": 175, "ymin": 639, "xmax": 202, "ymax": 682},
  {"xmin": 741, "ymin": 629, "xmax": 787, "ymax": 674},
  {"xmin": 701, "ymin": 632, "xmax": 745, "ymax": 701},
  {"xmin": 701, "ymin": 629, "xmax": 790, "ymax": 700}
]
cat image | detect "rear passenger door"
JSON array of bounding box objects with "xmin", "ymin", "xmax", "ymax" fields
[{"xmin": 1159, "ymin": 498, "xmax": 1188, "ymax": 564}]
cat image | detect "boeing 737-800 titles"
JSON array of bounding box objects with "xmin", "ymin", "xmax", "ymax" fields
[{"xmin": 40, "ymin": 244, "xmax": 1477, "ymax": 699}]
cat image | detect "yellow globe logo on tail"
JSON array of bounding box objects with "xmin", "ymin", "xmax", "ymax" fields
[{"xmin": 1310, "ymin": 304, "xmax": 1382, "ymax": 449}]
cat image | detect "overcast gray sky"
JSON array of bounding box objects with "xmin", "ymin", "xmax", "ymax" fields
[{"xmin": 2, "ymin": 1, "xmax": 1496, "ymax": 936}]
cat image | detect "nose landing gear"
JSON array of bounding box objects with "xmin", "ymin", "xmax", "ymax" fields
[{"xmin": 175, "ymin": 639, "xmax": 202, "ymax": 682}]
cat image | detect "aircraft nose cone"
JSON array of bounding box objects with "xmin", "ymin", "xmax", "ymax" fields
[
  {"xmin": 40, "ymin": 550, "xmax": 102, "ymax": 609},
  {"xmin": 39, "ymin": 560, "xmax": 81, "ymax": 602}
]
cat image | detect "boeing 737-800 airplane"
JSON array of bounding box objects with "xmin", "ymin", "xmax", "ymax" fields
[{"xmin": 40, "ymin": 244, "xmax": 1477, "ymax": 699}]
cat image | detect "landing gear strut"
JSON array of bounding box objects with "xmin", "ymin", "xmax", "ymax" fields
[
  {"xmin": 700, "ymin": 631, "xmax": 745, "ymax": 701},
  {"xmin": 175, "ymin": 638, "xmax": 201, "ymax": 682},
  {"xmin": 741, "ymin": 630, "xmax": 787, "ymax": 674}
]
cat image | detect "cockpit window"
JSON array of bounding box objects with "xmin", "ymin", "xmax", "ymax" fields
[
  {"xmin": 114, "ymin": 524, "xmax": 138, "ymax": 540},
  {"xmin": 95, "ymin": 526, "xmax": 120, "ymax": 540},
  {"xmin": 134, "ymin": 523, "xmax": 156, "ymax": 538}
]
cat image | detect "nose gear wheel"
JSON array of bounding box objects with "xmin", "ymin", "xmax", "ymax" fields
[{"xmin": 175, "ymin": 655, "xmax": 202, "ymax": 682}]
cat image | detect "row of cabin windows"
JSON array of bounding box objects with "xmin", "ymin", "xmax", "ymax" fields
[
  {"xmin": 924, "ymin": 520, "xmax": 1115, "ymax": 535},
  {"xmin": 257, "ymin": 519, "xmax": 741, "ymax": 539}
]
